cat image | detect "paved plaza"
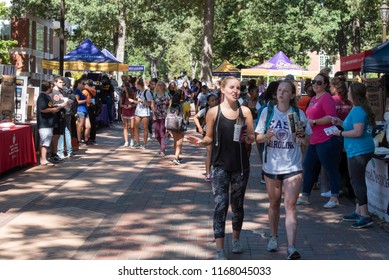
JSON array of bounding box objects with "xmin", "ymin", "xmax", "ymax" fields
[{"xmin": 0, "ymin": 119, "xmax": 388, "ymax": 260}]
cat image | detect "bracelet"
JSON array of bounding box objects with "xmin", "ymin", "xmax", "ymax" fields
[{"xmin": 340, "ymin": 131, "xmax": 343, "ymax": 137}]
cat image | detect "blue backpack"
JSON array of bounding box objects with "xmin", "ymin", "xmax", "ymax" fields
[{"xmin": 264, "ymin": 103, "xmax": 300, "ymax": 133}]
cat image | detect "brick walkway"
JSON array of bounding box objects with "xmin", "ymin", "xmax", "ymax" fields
[{"xmin": 0, "ymin": 119, "xmax": 388, "ymax": 260}]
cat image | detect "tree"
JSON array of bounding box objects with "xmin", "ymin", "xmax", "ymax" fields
[
  {"xmin": 0, "ymin": 2, "xmax": 17, "ymax": 64},
  {"xmin": 200, "ymin": 0, "xmax": 214, "ymax": 84}
]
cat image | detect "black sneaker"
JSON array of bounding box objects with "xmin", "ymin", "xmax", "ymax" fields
[{"xmin": 48, "ymin": 156, "xmax": 61, "ymax": 164}]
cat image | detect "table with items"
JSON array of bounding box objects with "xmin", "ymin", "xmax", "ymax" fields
[{"xmin": 0, "ymin": 124, "xmax": 37, "ymax": 174}]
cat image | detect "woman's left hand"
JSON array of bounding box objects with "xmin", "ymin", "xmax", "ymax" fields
[
  {"xmin": 187, "ymin": 135, "xmax": 203, "ymax": 146},
  {"xmin": 333, "ymin": 130, "xmax": 341, "ymax": 136}
]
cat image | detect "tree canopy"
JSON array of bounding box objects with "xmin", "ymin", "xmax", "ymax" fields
[{"xmin": 9, "ymin": 0, "xmax": 386, "ymax": 78}]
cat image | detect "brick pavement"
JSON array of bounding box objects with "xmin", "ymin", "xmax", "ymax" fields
[{"xmin": 0, "ymin": 119, "xmax": 388, "ymax": 260}]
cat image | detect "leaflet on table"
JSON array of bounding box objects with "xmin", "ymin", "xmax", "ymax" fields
[{"xmin": 323, "ymin": 126, "xmax": 339, "ymax": 136}]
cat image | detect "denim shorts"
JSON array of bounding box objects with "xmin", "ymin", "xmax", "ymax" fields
[
  {"xmin": 39, "ymin": 128, "xmax": 53, "ymax": 147},
  {"xmin": 77, "ymin": 111, "xmax": 89, "ymax": 118}
]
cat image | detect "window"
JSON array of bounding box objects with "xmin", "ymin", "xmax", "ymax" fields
[
  {"xmin": 319, "ymin": 53, "xmax": 334, "ymax": 75},
  {"xmin": 36, "ymin": 23, "xmax": 44, "ymax": 52},
  {"xmin": 0, "ymin": 20, "xmax": 10, "ymax": 40},
  {"xmin": 29, "ymin": 21, "xmax": 32, "ymax": 49}
]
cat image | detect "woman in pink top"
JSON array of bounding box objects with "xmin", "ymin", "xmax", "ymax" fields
[
  {"xmin": 296, "ymin": 73, "xmax": 342, "ymax": 208},
  {"xmin": 330, "ymin": 77, "xmax": 352, "ymax": 121}
]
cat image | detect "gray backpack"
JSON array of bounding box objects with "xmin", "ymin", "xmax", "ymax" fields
[{"xmin": 165, "ymin": 104, "xmax": 183, "ymax": 131}]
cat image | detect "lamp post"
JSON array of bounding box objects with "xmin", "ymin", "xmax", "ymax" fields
[{"xmin": 380, "ymin": 0, "xmax": 389, "ymax": 42}]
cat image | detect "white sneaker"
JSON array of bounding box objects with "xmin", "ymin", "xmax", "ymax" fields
[
  {"xmin": 214, "ymin": 250, "xmax": 227, "ymax": 260},
  {"xmin": 130, "ymin": 139, "xmax": 134, "ymax": 147},
  {"xmin": 320, "ymin": 190, "xmax": 331, "ymax": 197},
  {"xmin": 287, "ymin": 246, "xmax": 301, "ymax": 260},
  {"xmin": 123, "ymin": 142, "xmax": 129, "ymax": 147},
  {"xmin": 267, "ymin": 236, "xmax": 278, "ymax": 252},
  {"xmin": 232, "ymin": 238, "xmax": 243, "ymax": 254},
  {"xmin": 296, "ymin": 196, "xmax": 311, "ymax": 205},
  {"xmin": 323, "ymin": 199, "xmax": 339, "ymax": 209}
]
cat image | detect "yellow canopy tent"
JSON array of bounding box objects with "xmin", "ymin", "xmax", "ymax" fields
[
  {"xmin": 41, "ymin": 39, "xmax": 128, "ymax": 72},
  {"xmin": 212, "ymin": 60, "xmax": 241, "ymax": 77}
]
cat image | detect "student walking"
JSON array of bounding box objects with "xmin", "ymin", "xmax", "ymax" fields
[
  {"xmin": 188, "ymin": 76, "xmax": 255, "ymax": 260},
  {"xmin": 256, "ymin": 80, "xmax": 312, "ymax": 259}
]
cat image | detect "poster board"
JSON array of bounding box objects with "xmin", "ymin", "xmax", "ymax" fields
[
  {"xmin": 365, "ymin": 78, "xmax": 384, "ymax": 121},
  {"xmin": 0, "ymin": 75, "xmax": 16, "ymax": 121},
  {"xmin": 15, "ymin": 76, "xmax": 28, "ymax": 122}
]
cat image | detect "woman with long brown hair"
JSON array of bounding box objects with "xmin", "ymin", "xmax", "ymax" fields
[
  {"xmin": 332, "ymin": 82, "xmax": 375, "ymax": 229},
  {"xmin": 169, "ymin": 89, "xmax": 191, "ymax": 164},
  {"xmin": 120, "ymin": 82, "xmax": 137, "ymax": 147}
]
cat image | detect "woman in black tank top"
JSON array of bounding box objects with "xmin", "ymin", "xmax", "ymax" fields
[{"xmin": 188, "ymin": 76, "xmax": 255, "ymax": 260}]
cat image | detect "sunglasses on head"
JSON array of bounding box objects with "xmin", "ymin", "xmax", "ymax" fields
[{"xmin": 312, "ymin": 80, "xmax": 324, "ymax": 86}]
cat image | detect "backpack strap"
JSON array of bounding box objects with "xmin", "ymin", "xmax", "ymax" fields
[
  {"xmin": 215, "ymin": 105, "xmax": 221, "ymax": 147},
  {"xmin": 292, "ymin": 105, "xmax": 300, "ymax": 120},
  {"xmin": 264, "ymin": 102, "xmax": 274, "ymax": 133}
]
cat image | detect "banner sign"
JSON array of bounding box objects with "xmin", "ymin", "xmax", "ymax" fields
[
  {"xmin": 366, "ymin": 158, "xmax": 389, "ymax": 222},
  {"xmin": 128, "ymin": 65, "xmax": 145, "ymax": 72}
]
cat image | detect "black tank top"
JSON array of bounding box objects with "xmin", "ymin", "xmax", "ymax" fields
[{"xmin": 212, "ymin": 105, "xmax": 249, "ymax": 173}]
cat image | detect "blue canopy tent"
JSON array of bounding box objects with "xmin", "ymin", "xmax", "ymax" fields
[
  {"xmin": 101, "ymin": 48, "xmax": 122, "ymax": 63},
  {"xmin": 362, "ymin": 41, "xmax": 389, "ymax": 73},
  {"xmin": 41, "ymin": 39, "xmax": 128, "ymax": 71}
]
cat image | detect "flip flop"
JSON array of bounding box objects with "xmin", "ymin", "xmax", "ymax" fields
[{"xmin": 41, "ymin": 162, "xmax": 55, "ymax": 166}]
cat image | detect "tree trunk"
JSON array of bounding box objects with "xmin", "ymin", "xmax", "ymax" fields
[
  {"xmin": 336, "ymin": 27, "xmax": 347, "ymax": 57},
  {"xmin": 116, "ymin": 8, "xmax": 126, "ymax": 63},
  {"xmin": 352, "ymin": 18, "xmax": 361, "ymax": 54},
  {"xmin": 146, "ymin": 45, "xmax": 168, "ymax": 79},
  {"xmin": 150, "ymin": 58, "xmax": 158, "ymax": 78},
  {"xmin": 189, "ymin": 52, "xmax": 198, "ymax": 80},
  {"xmin": 200, "ymin": 0, "xmax": 214, "ymax": 84}
]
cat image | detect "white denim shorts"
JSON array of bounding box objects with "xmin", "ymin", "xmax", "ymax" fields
[{"xmin": 39, "ymin": 128, "xmax": 53, "ymax": 147}]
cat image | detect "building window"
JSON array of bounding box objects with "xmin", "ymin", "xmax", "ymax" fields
[
  {"xmin": 319, "ymin": 53, "xmax": 334, "ymax": 75},
  {"xmin": 29, "ymin": 21, "xmax": 32, "ymax": 49},
  {"xmin": 36, "ymin": 23, "xmax": 44, "ymax": 52},
  {"xmin": 0, "ymin": 20, "xmax": 10, "ymax": 40},
  {"xmin": 47, "ymin": 28, "xmax": 52, "ymax": 54}
]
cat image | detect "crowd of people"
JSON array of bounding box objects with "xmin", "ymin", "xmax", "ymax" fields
[{"xmin": 36, "ymin": 70, "xmax": 376, "ymax": 260}]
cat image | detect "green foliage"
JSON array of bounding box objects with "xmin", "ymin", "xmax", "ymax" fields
[
  {"xmin": 0, "ymin": 2, "xmax": 17, "ymax": 64},
  {"xmin": 8, "ymin": 0, "xmax": 388, "ymax": 76}
]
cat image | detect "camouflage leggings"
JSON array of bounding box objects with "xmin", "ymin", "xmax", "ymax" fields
[{"xmin": 212, "ymin": 167, "xmax": 250, "ymax": 239}]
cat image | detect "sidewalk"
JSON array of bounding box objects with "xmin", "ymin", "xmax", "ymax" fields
[{"xmin": 0, "ymin": 120, "xmax": 388, "ymax": 260}]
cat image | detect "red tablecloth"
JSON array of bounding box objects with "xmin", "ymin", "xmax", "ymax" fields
[{"xmin": 0, "ymin": 125, "xmax": 37, "ymax": 174}]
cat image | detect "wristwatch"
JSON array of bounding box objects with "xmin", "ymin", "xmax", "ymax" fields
[{"xmin": 313, "ymin": 120, "xmax": 317, "ymax": 126}]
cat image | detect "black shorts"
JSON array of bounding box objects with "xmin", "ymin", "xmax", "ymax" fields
[{"xmin": 263, "ymin": 170, "xmax": 302, "ymax": 181}]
